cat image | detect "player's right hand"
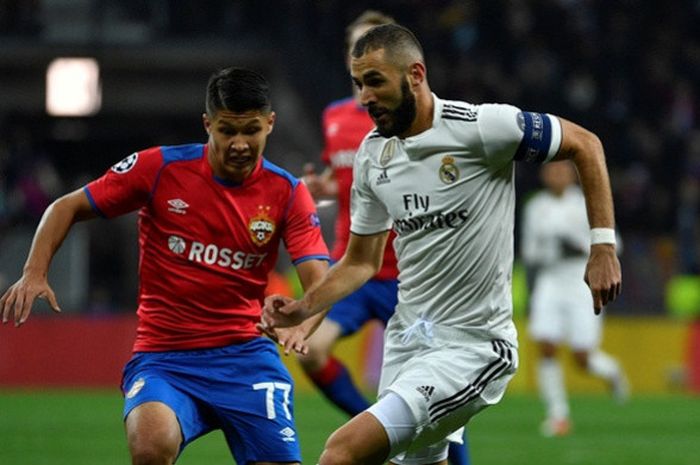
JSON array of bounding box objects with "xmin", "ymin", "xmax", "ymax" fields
[
  {"xmin": 0, "ymin": 274, "xmax": 61, "ymax": 327},
  {"xmin": 584, "ymin": 244, "xmax": 622, "ymax": 315},
  {"xmin": 261, "ymin": 294, "xmax": 309, "ymax": 329}
]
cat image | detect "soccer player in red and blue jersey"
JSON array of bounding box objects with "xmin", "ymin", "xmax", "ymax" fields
[
  {"xmin": 300, "ymin": 11, "xmax": 471, "ymax": 465},
  {"xmin": 0, "ymin": 67, "xmax": 329, "ymax": 465}
]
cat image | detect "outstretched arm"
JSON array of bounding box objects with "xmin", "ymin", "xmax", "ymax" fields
[
  {"xmin": 0, "ymin": 189, "xmax": 97, "ymax": 326},
  {"xmin": 263, "ymin": 230, "xmax": 389, "ymax": 328},
  {"xmin": 263, "ymin": 259, "xmax": 330, "ymax": 355},
  {"xmin": 553, "ymin": 118, "xmax": 622, "ymax": 313}
]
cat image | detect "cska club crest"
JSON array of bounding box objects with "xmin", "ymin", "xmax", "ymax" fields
[{"xmin": 249, "ymin": 206, "xmax": 276, "ymax": 247}]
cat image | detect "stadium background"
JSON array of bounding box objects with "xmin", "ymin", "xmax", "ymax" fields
[{"xmin": 0, "ymin": 1, "xmax": 699, "ymax": 464}]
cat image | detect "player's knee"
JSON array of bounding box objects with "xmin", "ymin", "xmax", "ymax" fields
[
  {"xmin": 128, "ymin": 431, "xmax": 179, "ymax": 465},
  {"xmin": 318, "ymin": 439, "xmax": 355, "ymax": 465},
  {"xmin": 318, "ymin": 425, "xmax": 386, "ymax": 465},
  {"xmin": 130, "ymin": 442, "xmax": 177, "ymax": 465}
]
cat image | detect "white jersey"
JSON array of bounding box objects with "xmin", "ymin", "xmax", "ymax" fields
[
  {"xmin": 521, "ymin": 185, "xmax": 590, "ymax": 282},
  {"xmin": 350, "ymin": 94, "xmax": 562, "ymax": 344}
]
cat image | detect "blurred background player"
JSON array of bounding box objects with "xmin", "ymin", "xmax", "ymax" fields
[
  {"xmin": 521, "ymin": 161, "xmax": 629, "ymax": 437},
  {"xmin": 0, "ymin": 67, "xmax": 329, "ymax": 465},
  {"xmin": 301, "ymin": 10, "xmax": 472, "ymax": 465}
]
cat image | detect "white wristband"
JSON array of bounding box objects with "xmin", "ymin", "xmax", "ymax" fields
[{"xmin": 590, "ymin": 228, "xmax": 616, "ymax": 245}]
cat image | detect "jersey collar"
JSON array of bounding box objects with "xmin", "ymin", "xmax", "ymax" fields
[{"xmin": 203, "ymin": 144, "xmax": 265, "ymax": 188}]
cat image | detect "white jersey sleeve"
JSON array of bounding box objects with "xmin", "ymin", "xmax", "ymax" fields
[
  {"xmin": 349, "ymin": 141, "xmax": 393, "ymax": 235},
  {"xmin": 477, "ymin": 103, "xmax": 562, "ymax": 166}
]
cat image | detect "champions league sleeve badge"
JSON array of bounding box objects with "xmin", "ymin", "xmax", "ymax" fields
[
  {"xmin": 111, "ymin": 152, "xmax": 138, "ymax": 174},
  {"xmin": 439, "ymin": 156, "xmax": 460, "ymax": 184}
]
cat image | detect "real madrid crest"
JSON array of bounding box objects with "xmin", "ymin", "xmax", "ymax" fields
[
  {"xmin": 249, "ymin": 206, "xmax": 276, "ymax": 246},
  {"xmin": 439, "ymin": 155, "xmax": 460, "ymax": 184}
]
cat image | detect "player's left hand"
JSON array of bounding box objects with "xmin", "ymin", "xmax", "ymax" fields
[
  {"xmin": 257, "ymin": 322, "xmax": 309, "ymax": 356},
  {"xmin": 584, "ymin": 243, "xmax": 622, "ymax": 315}
]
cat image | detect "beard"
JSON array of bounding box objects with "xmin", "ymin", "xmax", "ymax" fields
[{"xmin": 369, "ymin": 79, "xmax": 417, "ymax": 138}]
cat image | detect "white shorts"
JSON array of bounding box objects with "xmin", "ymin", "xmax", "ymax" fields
[
  {"xmin": 371, "ymin": 315, "xmax": 518, "ymax": 464},
  {"xmin": 528, "ymin": 275, "xmax": 602, "ymax": 350}
]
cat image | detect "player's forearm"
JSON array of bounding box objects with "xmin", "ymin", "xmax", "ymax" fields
[
  {"xmin": 573, "ymin": 146, "xmax": 615, "ymax": 230},
  {"xmin": 22, "ymin": 194, "xmax": 88, "ymax": 277},
  {"xmin": 302, "ymin": 258, "xmax": 376, "ymax": 317},
  {"xmin": 558, "ymin": 120, "xmax": 615, "ymax": 229}
]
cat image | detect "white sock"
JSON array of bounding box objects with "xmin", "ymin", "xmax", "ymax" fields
[
  {"xmin": 587, "ymin": 350, "xmax": 622, "ymax": 381},
  {"xmin": 537, "ymin": 358, "xmax": 569, "ymax": 420}
]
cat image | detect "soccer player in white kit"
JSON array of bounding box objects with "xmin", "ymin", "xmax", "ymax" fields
[
  {"xmin": 261, "ymin": 24, "xmax": 622, "ymax": 465},
  {"xmin": 522, "ymin": 161, "xmax": 629, "ymax": 437}
]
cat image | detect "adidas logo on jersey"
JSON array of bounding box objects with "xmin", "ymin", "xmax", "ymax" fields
[
  {"xmin": 376, "ymin": 168, "xmax": 391, "ymax": 186},
  {"xmin": 416, "ymin": 385, "xmax": 435, "ymax": 401}
]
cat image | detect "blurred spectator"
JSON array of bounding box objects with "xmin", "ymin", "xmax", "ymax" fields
[{"xmin": 678, "ymin": 131, "xmax": 700, "ymax": 273}]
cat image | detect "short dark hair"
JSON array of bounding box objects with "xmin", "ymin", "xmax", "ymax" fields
[
  {"xmin": 205, "ymin": 67, "xmax": 271, "ymax": 116},
  {"xmin": 351, "ymin": 23, "xmax": 424, "ymax": 66}
]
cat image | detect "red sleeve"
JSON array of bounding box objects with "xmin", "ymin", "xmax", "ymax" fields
[
  {"xmin": 84, "ymin": 147, "xmax": 164, "ymax": 218},
  {"xmin": 283, "ymin": 182, "xmax": 329, "ymax": 264}
]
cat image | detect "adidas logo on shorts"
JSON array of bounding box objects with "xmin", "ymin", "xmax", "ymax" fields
[{"xmin": 416, "ymin": 385, "xmax": 435, "ymax": 401}]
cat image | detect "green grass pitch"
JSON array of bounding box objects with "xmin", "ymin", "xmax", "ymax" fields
[{"xmin": 1, "ymin": 389, "xmax": 698, "ymax": 464}]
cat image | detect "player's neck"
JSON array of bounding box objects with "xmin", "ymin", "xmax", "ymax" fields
[{"xmin": 401, "ymin": 89, "xmax": 434, "ymax": 138}]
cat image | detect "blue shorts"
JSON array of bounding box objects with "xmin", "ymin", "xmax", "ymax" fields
[
  {"xmin": 121, "ymin": 337, "xmax": 300, "ymax": 463},
  {"xmin": 326, "ymin": 278, "xmax": 398, "ymax": 336}
]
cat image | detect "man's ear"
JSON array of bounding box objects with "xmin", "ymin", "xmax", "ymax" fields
[
  {"xmin": 408, "ymin": 62, "xmax": 426, "ymax": 87},
  {"xmin": 202, "ymin": 113, "xmax": 211, "ymax": 134},
  {"xmin": 267, "ymin": 111, "xmax": 276, "ymax": 134}
]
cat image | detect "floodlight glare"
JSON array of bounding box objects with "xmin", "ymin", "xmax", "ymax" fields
[{"xmin": 46, "ymin": 57, "xmax": 102, "ymax": 116}]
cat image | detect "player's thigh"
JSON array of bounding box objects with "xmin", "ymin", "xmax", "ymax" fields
[
  {"xmin": 125, "ymin": 401, "xmax": 182, "ymax": 458},
  {"xmin": 367, "ymin": 391, "xmax": 451, "ymax": 465},
  {"xmin": 216, "ymin": 339, "xmax": 302, "ymax": 464},
  {"xmin": 122, "ymin": 358, "xmax": 212, "ymax": 455},
  {"xmin": 380, "ymin": 336, "xmax": 517, "ymax": 456},
  {"xmin": 320, "ymin": 410, "xmax": 391, "ymax": 465}
]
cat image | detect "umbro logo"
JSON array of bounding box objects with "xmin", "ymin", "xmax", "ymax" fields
[
  {"xmin": 416, "ymin": 385, "xmax": 435, "ymax": 401},
  {"xmin": 167, "ymin": 198, "xmax": 189, "ymax": 215},
  {"xmin": 279, "ymin": 427, "xmax": 296, "ymax": 442},
  {"xmin": 376, "ymin": 168, "xmax": 391, "ymax": 186}
]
